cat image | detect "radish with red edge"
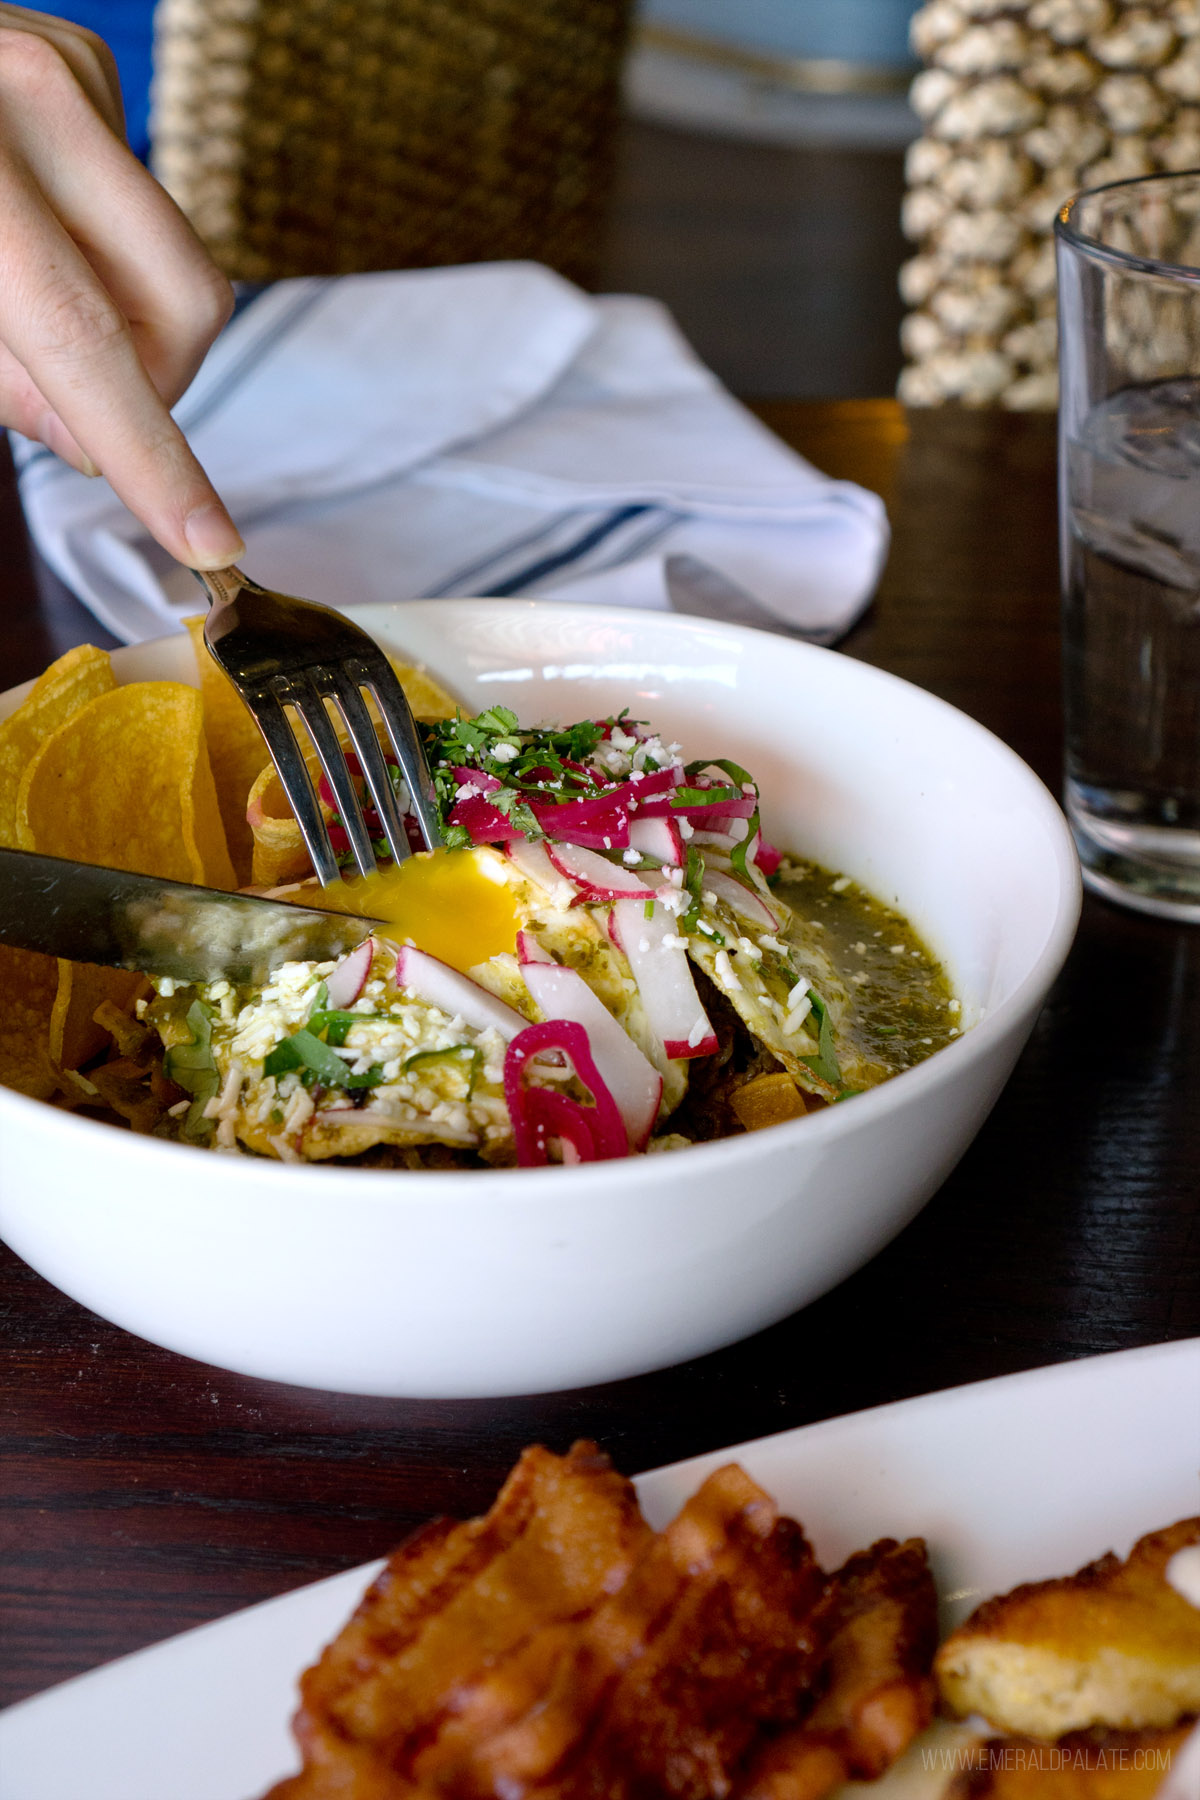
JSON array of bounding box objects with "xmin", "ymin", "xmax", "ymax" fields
[
  {"xmin": 323, "ymin": 938, "xmax": 374, "ymax": 1009},
  {"xmin": 521, "ymin": 961, "xmax": 662, "ymax": 1150},
  {"xmin": 529, "ymin": 792, "xmax": 631, "ymax": 850},
  {"xmin": 688, "ymin": 828, "xmax": 741, "ymax": 852},
  {"xmin": 449, "ymin": 792, "xmax": 527, "ymax": 844},
  {"xmin": 516, "ymin": 931, "xmax": 553, "ymax": 965},
  {"xmin": 393, "ymin": 946, "xmax": 528, "ymax": 1041},
  {"xmin": 503, "ymin": 839, "xmax": 577, "ymax": 906},
  {"xmin": 699, "ymin": 868, "xmax": 781, "ymax": 933},
  {"xmin": 544, "ymin": 842, "xmax": 653, "ymax": 902},
  {"xmin": 610, "ymin": 899, "xmax": 718, "ymax": 1060},
  {"xmin": 503, "ymin": 1019, "xmax": 627, "ymax": 1165},
  {"xmin": 628, "ymin": 817, "xmax": 683, "ymax": 865},
  {"xmin": 753, "ymin": 835, "xmax": 782, "ymax": 878}
]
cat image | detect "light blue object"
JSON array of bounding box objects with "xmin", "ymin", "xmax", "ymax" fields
[
  {"xmin": 638, "ymin": 0, "xmax": 919, "ymax": 68},
  {"xmin": 40, "ymin": 1, "xmax": 155, "ymax": 160}
]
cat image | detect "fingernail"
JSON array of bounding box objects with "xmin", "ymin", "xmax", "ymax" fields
[
  {"xmin": 184, "ymin": 503, "xmax": 245, "ymax": 570},
  {"xmin": 37, "ymin": 411, "xmax": 99, "ymax": 478}
]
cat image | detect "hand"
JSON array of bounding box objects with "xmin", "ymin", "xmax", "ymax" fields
[{"xmin": 0, "ymin": 5, "xmax": 244, "ymax": 567}]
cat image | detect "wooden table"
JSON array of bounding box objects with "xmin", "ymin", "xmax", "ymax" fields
[{"xmin": 1, "ymin": 401, "xmax": 1196, "ymax": 1710}]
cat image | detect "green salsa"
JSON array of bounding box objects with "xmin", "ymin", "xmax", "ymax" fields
[{"xmin": 775, "ymin": 859, "xmax": 960, "ymax": 1089}]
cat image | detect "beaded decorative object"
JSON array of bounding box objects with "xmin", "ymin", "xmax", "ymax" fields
[{"xmin": 902, "ymin": 0, "xmax": 1200, "ymax": 407}]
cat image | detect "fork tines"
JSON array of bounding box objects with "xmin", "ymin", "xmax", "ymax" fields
[{"xmin": 199, "ymin": 567, "xmax": 442, "ymax": 888}]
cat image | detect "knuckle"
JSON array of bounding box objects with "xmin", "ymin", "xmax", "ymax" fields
[
  {"xmin": 189, "ymin": 268, "xmax": 236, "ymax": 341},
  {"xmin": 0, "ymin": 28, "xmax": 71, "ymax": 98},
  {"xmin": 37, "ymin": 283, "xmax": 130, "ymax": 369}
]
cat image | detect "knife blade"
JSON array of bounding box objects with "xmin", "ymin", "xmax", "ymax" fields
[{"xmin": 0, "ymin": 848, "xmax": 387, "ymax": 987}]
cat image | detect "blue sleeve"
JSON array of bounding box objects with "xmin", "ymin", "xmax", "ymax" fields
[{"xmin": 38, "ymin": 2, "xmax": 156, "ymax": 161}]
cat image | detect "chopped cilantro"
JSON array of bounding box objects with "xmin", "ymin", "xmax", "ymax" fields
[
  {"xmin": 263, "ymin": 1029, "xmax": 384, "ymax": 1090},
  {"xmin": 798, "ymin": 990, "xmax": 845, "ymax": 1092},
  {"xmin": 164, "ymin": 998, "xmax": 218, "ymax": 1142}
]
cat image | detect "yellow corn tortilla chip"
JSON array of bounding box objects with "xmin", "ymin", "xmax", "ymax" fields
[
  {"xmin": 184, "ymin": 615, "xmax": 266, "ymax": 887},
  {"xmin": 0, "ymin": 946, "xmax": 61, "ymax": 1098},
  {"xmin": 245, "ymin": 662, "xmax": 460, "ymax": 886},
  {"xmin": 247, "ymin": 760, "xmax": 326, "ymax": 888},
  {"xmin": 386, "ymin": 658, "xmax": 460, "ymax": 723},
  {"xmin": 16, "ymin": 681, "xmax": 236, "ymax": 890},
  {"xmin": 0, "ymin": 643, "xmax": 115, "ymax": 845},
  {"xmin": 51, "ymin": 963, "xmax": 150, "ymax": 1072}
]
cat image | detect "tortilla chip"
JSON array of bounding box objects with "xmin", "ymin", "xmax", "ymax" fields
[
  {"xmin": 16, "ymin": 682, "xmax": 236, "ymax": 890},
  {"xmin": 386, "ymin": 658, "xmax": 459, "ymax": 723},
  {"xmin": 0, "ymin": 946, "xmax": 61, "ymax": 1098},
  {"xmin": 51, "ymin": 964, "xmax": 150, "ymax": 1072},
  {"xmin": 247, "ymin": 760, "xmax": 326, "ymax": 888},
  {"xmin": 88, "ymin": 1056, "xmax": 167, "ymax": 1133},
  {"xmin": 0, "ymin": 643, "xmax": 115, "ymax": 845},
  {"xmin": 184, "ymin": 615, "xmax": 267, "ymax": 887},
  {"xmin": 245, "ymin": 663, "xmax": 460, "ymax": 886}
]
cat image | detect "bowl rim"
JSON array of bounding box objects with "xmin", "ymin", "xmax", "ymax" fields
[{"xmin": 0, "ymin": 598, "xmax": 1081, "ymax": 1202}]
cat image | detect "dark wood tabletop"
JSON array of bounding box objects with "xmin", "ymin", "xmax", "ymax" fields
[{"xmin": 1, "ymin": 400, "xmax": 1196, "ymax": 1712}]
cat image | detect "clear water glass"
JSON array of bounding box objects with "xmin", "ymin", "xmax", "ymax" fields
[{"xmin": 1057, "ymin": 172, "xmax": 1200, "ymax": 920}]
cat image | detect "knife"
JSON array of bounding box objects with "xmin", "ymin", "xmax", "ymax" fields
[{"xmin": 0, "ymin": 848, "xmax": 387, "ymax": 987}]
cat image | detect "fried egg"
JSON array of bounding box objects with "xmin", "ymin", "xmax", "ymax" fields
[{"xmin": 312, "ymin": 847, "xmax": 521, "ymax": 974}]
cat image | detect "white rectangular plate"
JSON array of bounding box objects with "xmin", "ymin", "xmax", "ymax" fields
[{"xmin": 1, "ymin": 1339, "xmax": 1197, "ymax": 1800}]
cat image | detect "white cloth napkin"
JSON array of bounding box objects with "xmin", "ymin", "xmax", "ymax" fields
[{"xmin": 14, "ymin": 262, "xmax": 889, "ymax": 645}]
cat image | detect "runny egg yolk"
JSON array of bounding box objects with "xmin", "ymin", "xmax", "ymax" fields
[{"xmin": 314, "ymin": 847, "xmax": 520, "ymax": 974}]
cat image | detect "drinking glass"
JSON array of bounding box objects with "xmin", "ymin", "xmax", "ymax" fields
[{"xmin": 1057, "ymin": 171, "xmax": 1200, "ymax": 920}]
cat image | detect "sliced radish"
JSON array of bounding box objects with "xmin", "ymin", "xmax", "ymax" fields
[
  {"xmin": 521, "ymin": 961, "xmax": 663, "ymax": 1150},
  {"xmin": 393, "ymin": 945, "xmax": 527, "ymax": 1040},
  {"xmin": 699, "ymin": 868, "xmax": 781, "ymax": 933},
  {"xmin": 323, "ymin": 938, "xmax": 374, "ymax": 1008},
  {"xmin": 628, "ymin": 816, "xmax": 683, "ymax": 865},
  {"xmin": 610, "ymin": 899, "xmax": 718, "ymax": 1060},
  {"xmin": 753, "ymin": 833, "xmax": 782, "ymax": 878},
  {"xmin": 686, "ymin": 829, "xmax": 735, "ymax": 852},
  {"xmin": 503, "ymin": 839, "xmax": 578, "ymax": 907},
  {"xmin": 516, "ymin": 930, "xmax": 553, "ymax": 964},
  {"xmin": 449, "ymin": 792, "xmax": 527, "ymax": 844},
  {"xmin": 530, "ymin": 792, "xmax": 631, "ymax": 851},
  {"xmin": 545, "ymin": 842, "xmax": 654, "ymax": 902}
]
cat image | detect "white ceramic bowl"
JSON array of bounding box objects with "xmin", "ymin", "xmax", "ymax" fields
[{"xmin": 0, "ymin": 601, "xmax": 1080, "ymax": 1397}]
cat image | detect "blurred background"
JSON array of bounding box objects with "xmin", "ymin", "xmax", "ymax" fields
[
  {"xmin": 604, "ymin": 0, "xmax": 920, "ymax": 396},
  {"xmin": 54, "ymin": 0, "xmax": 922, "ymax": 401}
]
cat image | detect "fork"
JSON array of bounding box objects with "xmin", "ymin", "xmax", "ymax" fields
[{"xmin": 197, "ymin": 565, "xmax": 442, "ymax": 886}]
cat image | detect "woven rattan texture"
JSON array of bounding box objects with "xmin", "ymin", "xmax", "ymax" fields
[
  {"xmin": 150, "ymin": 0, "xmax": 632, "ymax": 284},
  {"xmin": 901, "ymin": 0, "xmax": 1200, "ymax": 408}
]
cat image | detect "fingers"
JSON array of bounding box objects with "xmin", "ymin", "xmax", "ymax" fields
[
  {"xmin": 0, "ymin": 6, "xmax": 124, "ymax": 137},
  {"xmin": 0, "ymin": 170, "xmax": 243, "ymax": 564},
  {"xmin": 0, "ymin": 15, "xmax": 244, "ymax": 567},
  {"xmin": 0, "ymin": 24, "xmax": 233, "ymax": 409}
]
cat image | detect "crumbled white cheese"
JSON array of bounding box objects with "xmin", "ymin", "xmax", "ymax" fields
[
  {"xmin": 831, "ymin": 875, "xmax": 852, "ymax": 893},
  {"xmin": 714, "ymin": 950, "xmax": 742, "ymax": 994},
  {"xmin": 490, "ymin": 742, "xmax": 519, "ymax": 763}
]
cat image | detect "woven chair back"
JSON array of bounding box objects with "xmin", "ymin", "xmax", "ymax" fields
[{"xmin": 151, "ymin": 0, "xmax": 632, "ymax": 284}]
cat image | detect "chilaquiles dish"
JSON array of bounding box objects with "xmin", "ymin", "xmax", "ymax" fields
[{"xmin": 0, "ymin": 630, "xmax": 962, "ymax": 1167}]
